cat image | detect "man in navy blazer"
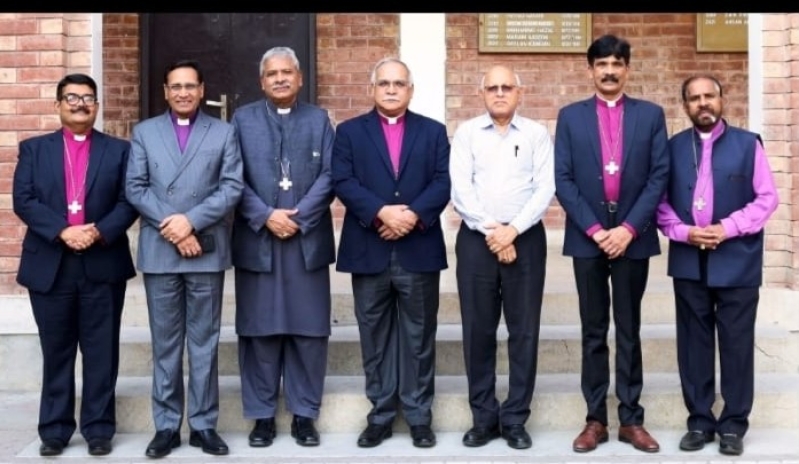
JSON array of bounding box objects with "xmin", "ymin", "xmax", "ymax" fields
[
  {"xmin": 12, "ymin": 73, "xmax": 138, "ymax": 457},
  {"xmin": 332, "ymin": 57, "xmax": 450, "ymax": 449},
  {"xmin": 554, "ymin": 35, "xmax": 669, "ymax": 454}
]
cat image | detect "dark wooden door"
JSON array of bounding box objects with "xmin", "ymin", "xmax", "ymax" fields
[{"xmin": 140, "ymin": 13, "xmax": 316, "ymax": 121}]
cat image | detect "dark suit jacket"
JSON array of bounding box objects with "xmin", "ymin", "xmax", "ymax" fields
[
  {"xmin": 13, "ymin": 129, "xmax": 139, "ymax": 293},
  {"xmin": 332, "ymin": 108, "xmax": 450, "ymax": 274},
  {"xmin": 554, "ymin": 95, "xmax": 669, "ymax": 259}
]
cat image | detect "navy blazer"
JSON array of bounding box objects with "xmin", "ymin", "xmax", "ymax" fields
[
  {"xmin": 13, "ymin": 129, "xmax": 139, "ymax": 293},
  {"xmin": 554, "ymin": 96, "xmax": 669, "ymax": 259},
  {"xmin": 332, "ymin": 108, "xmax": 451, "ymax": 274}
]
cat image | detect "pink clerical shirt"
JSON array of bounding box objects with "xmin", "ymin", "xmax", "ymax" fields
[
  {"xmin": 657, "ymin": 120, "xmax": 779, "ymax": 242},
  {"xmin": 379, "ymin": 113, "xmax": 405, "ymax": 176},
  {"xmin": 585, "ymin": 96, "xmax": 637, "ymax": 238},
  {"xmin": 63, "ymin": 128, "xmax": 91, "ymax": 226}
]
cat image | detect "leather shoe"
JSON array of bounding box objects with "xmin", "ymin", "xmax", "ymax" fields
[
  {"xmin": 39, "ymin": 439, "xmax": 65, "ymax": 457},
  {"xmin": 189, "ymin": 429, "xmax": 229, "ymax": 456},
  {"xmin": 248, "ymin": 418, "xmax": 276, "ymax": 447},
  {"xmin": 719, "ymin": 433, "xmax": 744, "ymax": 456},
  {"xmin": 410, "ymin": 424, "xmax": 436, "ymax": 448},
  {"xmin": 145, "ymin": 429, "xmax": 180, "ymax": 458},
  {"xmin": 618, "ymin": 424, "xmax": 660, "ymax": 453},
  {"xmin": 291, "ymin": 415, "xmax": 320, "ymax": 446},
  {"xmin": 679, "ymin": 430, "xmax": 714, "ymax": 451},
  {"xmin": 87, "ymin": 437, "xmax": 113, "ymax": 456},
  {"xmin": 572, "ymin": 421, "xmax": 608, "ymax": 452},
  {"xmin": 462, "ymin": 425, "xmax": 500, "ymax": 447},
  {"xmin": 501, "ymin": 424, "xmax": 532, "ymax": 449},
  {"xmin": 357, "ymin": 423, "xmax": 392, "ymax": 448}
]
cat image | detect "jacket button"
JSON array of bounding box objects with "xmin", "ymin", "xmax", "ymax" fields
[{"xmin": 394, "ymin": 191, "xmax": 400, "ymax": 197}]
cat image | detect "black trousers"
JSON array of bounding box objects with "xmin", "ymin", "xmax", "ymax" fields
[
  {"xmin": 29, "ymin": 252, "xmax": 126, "ymax": 444},
  {"xmin": 456, "ymin": 222, "xmax": 546, "ymax": 428},
  {"xmin": 572, "ymin": 255, "xmax": 649, "ymax": 426},
  {"xmin": 674, "ymin": 263, "xmax": 757, "ymax": 436},
  {"xmin": 351, "ymin": 251, "xmax": 440, "ymax": 427}
]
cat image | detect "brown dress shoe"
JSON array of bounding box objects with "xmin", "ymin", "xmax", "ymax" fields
[
  {"xmin": 572, "ymin": 421, "xmax": 608, "ymax": 452},
  {"xmin": 618, "ymin": 425, "xmax": 660, "ymax": 453}
]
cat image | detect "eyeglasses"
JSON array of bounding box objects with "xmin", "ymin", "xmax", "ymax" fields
[
  {"xmin": 484, "ymin": 84, "xmax": 517, "ymax": 95},
  {"xmin": 375, "ymin": 79, "xmax": 409, "ymax": 89},
  {"xmin": 166, "ymin": 83, "xmax": 201, "ymax": 93},
  {"xmin": 60, "ymin": 93, "xmax": 97, "ymax": 106}
]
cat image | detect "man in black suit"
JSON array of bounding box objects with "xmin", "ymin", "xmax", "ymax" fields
[
  {"xmin": 554, "ymin": 34, "xmax": 669, "ymax": 454},
  {"xmin": 12, "ymin": 73, "xmax": 138, "ymax": 457}
]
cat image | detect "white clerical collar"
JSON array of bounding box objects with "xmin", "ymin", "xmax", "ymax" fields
[
  {"xmin": 596, "ymin": 94, "xmax": 623, "ymax": 108},
  {"xmin": 277, "ymin": 107, "xmax": 291, "ymax": 115},
  {"xmin": 73, "ymin": 133, "xmax": 87, "ymax": 142},
  {"xmin": 698, "ymin": 131, "xmax": 712, "ymax": 140},
  {"xmin": 176, "ymin": 118, "xmax": 191, "ymax": 126}
]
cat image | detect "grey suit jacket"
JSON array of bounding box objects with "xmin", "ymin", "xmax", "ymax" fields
[{"xmin": 125, "ymin": 110, "xmax": 244, "ymax": 273}]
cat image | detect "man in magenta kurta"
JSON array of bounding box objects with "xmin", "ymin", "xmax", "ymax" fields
[{"xmin": 656, "ymin": 75, "xmax": 778, "ymax": 457}]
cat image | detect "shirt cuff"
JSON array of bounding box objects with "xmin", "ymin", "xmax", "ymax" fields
[
  {"xmin": 586, "ymin": 223, "xmax": 603, "ymax": 237},
  {"xmin": 720, "ymin": 218, "xmax": 740, "ymax": 240},
  {"xmin": 621, "ymin": 221, "xmax": 637, "ymax": 239}
]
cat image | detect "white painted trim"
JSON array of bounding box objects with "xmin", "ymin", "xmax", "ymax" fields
[
  {"xmin": 91, "ymin": 13, "xmax": 104, "ymax": 131},
  {"xmin": 747, "ymin": 13, "xmax": 763, "ymax": 134},
  {"xmin": 399, "ymin": 13, "xmax": 446, "ymax": 124}
]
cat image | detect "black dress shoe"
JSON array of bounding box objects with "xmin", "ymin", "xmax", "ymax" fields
[
  {"xmin": 719, "ymin": 433, "xmax": 744, "ymax": 456},
  {"xmin": 501, "ymin": 424, "xmax": 532, "ymax": 449},
  {"xmin": 357, "ymin": 423, "xmax": 392, "ymax": 448},
  {"xmin": 145, "ymin": 429, "xmax": 181, "ymax": 458},
  {"xmin": 39, "ymin": 439, "xmax": 65, "ymax": 457},
  {"xmin": 189, "ymin": 429, "xmax": 229, "ymax": 455},
  {"xmin": 291, "ymin": 415, "xmax": 320, "ymax": 447},
  {"xmin": 679, "ymin": 430, "xmax": 714, "ymax": 451},
  {"xmin": 462, "ymin": 425, "xmax": 501, "ymax": 447},
  {"xmin": 87, "ymin": 437, "xmax": 113, "ymax": 456},
  {"xmin": 410, "ymin": 425, "xmax": 436, "ymax": 448},
  {"xmin": 249, "ymin": 418, "xmax": 276, "ymax": 447}
]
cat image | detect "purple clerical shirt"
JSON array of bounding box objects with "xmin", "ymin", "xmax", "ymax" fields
[
  {"xmin": 63, "ymin": 128, "xmax": 91, "ymax": 226},
  {"xmin": 379, "ymin": 113, "xmax": 405, "ymax": 177},
  {"xmin": 169, "ymin": 110, "xmax": 196, "ymax": 152},
  {"xmin": 656, "ymin": 120, "xmax": 779, "ymax": 242}
]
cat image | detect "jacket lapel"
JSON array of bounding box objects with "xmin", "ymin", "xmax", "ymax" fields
[
  {"xmin": 48, "ymin": 131, "xmax": 67, "ymax": 212},
  {"xmin": 156, "ymin": 111, "xmax": 182, "ymax": 168},
  {"xmin": 621, "ymin": 96, "xmax": 639, "ymax": 173},
  {"xmin": 397, "ymin": 111, "xmax": 419, "ymax": 178},
  {"xmin": 364, "ymin": 110, "xmax": 395, "ymax": 177},
  {"xmin": 580, "ymin": 98, "xmax": 603, "ymax": 171},
  {"xmin": 171, "ymin": 111, "xmax": 211, "ymax": 182},
  {"xmin": 83, "ymin": 131, "xmax": 106, "ymax": 197}
]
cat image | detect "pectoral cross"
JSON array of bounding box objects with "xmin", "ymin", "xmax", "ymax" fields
[
  {"xmin": 68, "ymin": 200, "xmax": 82, "ymax": 215},
  {"xmin": 604, "ymin": 160, "xmax": 619, "ymax": 175},
  {"xmin": 694, "ymin": 197, "xmax": 706, "ymax": 211},
  {"xmin": 279, "ymin": 177, "xmax": 293, "ymax": 191}
]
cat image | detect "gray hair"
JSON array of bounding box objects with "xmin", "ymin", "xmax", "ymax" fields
[
  {"xmin": 259, "ymin": 46, "xmax": 301, "ymax": 76},
  {"xmin": 479, "ymin": 71, "xmax": 522, "ymax": 90},
  {"xmin": 369, "ymin": 57, "xmax": 414, "ymax": 86}
]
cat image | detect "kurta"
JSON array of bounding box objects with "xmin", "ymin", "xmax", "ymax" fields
[{"xmin": 231, "ymin": 99, "xmax": 336, "ymax": 337}]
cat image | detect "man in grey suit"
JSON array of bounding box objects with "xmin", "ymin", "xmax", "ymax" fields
[
  {"xmin": 231, "ymin": 46, "xmax": 336, "ymax": 448},
  {"xmin": 125, "ymin": 59, "xmax": 243, "ymax": 458}
]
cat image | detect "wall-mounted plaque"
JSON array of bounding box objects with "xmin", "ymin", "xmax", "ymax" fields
[
  {"xmin": 696, "ymin": 13, "xmax": 748, "ymax": 52},
  {"xmin": 478, "ymin": 13, "xmax": 592, "ymax": 54}
]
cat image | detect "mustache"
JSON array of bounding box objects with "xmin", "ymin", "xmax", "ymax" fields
[
  {"xmin": 601, "ymin": 75, "xmax": 619, "ymax": 83},
  {"xmin": 70, "ymin": 107, "xmax": 91, "ymax": 114}
]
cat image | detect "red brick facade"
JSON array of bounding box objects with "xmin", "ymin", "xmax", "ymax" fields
[{"xmin": 0, "ymin": 13, "xmax": 795, "ymax": 293}]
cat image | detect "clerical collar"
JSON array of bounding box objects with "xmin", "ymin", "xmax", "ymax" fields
[
  {"xmin": 277, "ymin": 107, "xmax": 291, "ymax": 115},
  {"xmin": 378, "ymin": 113, "xmax": 405, "ymax": 125},
  {"xmin": 266, "ymin": 99, "xmax": 298, "ymax": 116},
  {"xmin": 169, "ymin": 110, "xmax": 198, "ymax": 126},
  {"xmin": 595, "ymin": 94, "xmax": 624, "ymax": 108},
  {"xmin": 695, "ymin": 119, "xmax": 725, "ymax": 140},
  {"xmin": 63, "ymin": 127, "xmax": 91, "ymax": 142}
]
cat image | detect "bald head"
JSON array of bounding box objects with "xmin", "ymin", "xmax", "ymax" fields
[{"xmin": 480, "ymin": 65, "xmax": 522, "ymax": 124}]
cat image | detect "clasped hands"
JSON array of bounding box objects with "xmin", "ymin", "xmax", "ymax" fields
[
  {"xmin": 376, "ymin": 205, "xmax": 418, "ymax": 241},
  {"xmin": 59, "ymin": 223, "xmax": 100, "ymax": 250},
  {"xmin": 485, "ymin": 222, "xmax": 518, "ymax": 264},
  {"xmin": 160, "ymin": 214, "xmax": 201, "ymax": 258},
  {"xmin": 592, "ymin": 226, "xmax": 633, "ymax": 260},
  {"xmin": 267, "ymin": 208, "xmax": 300, "ymax": 240},
  {"xmin": 688, "ymin": 224, "xmax": 726, "ymax": 251}
]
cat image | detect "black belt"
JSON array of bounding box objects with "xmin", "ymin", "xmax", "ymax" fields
[{"xmin": 605, "ymin": 201, "xmax": 618, "ymax": 227}]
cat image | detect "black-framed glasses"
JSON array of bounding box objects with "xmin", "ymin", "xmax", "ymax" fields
[
  {"xmin": 61, "ymin": 93, "xmax": 97, "ymax": 106},
  {"xmin": 166, "ymin": 83, "xmax": 201, "ymax": 93},
  {"xmin": 484, "ymin": 84, "xmax": 516, "ymax": 95}
]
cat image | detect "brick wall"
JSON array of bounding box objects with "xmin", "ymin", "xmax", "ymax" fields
[
  {"xmin": 102, "ymin": 14, "xmax": 139, "ymax": 139},
  {"xmin": 761, "ymin": 14, "xmax": 798, "ymax": 288},
  {"xmin": 0, "ymin": 13, "xmax": 92, "ymax": 294}
]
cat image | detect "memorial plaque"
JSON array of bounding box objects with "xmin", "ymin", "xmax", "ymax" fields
[
  {"xmin": 696, "ymin": 13, "xmax": 748, "ymax": 52},
  {"xmin": 478, "ymin": 13, "xmax": 592, "ymax": 53}
]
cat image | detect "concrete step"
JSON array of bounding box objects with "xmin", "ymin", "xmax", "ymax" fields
[
  {"xmin": 4, "ymin": 323, "xmax": 795, "ymax": 391},
  {"xmin": 12, "ymin": 428, "xmax": 799, "ymax": 462},
  {"xmin": 94, "ymin": 372, "xmax": 799, "ymax": 433}
]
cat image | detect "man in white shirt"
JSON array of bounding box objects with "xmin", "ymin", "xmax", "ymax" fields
[{"xmin": 449, "ymin": 65, "xmax": 555, "ymax": 450}]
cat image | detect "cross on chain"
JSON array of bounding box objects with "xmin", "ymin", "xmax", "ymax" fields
[
  {"xmin": 694, "ymin": 197, "xmax": 706, "ymax": 211},
  {"xmin": 279, "ymin": 177, "xmax": 293, "ymax": 191},
  {"xmin": 604, "ymin": 160, "xmax": 619, "ymax": 175},
  {"xmin": 68, "ymin": 199, "xmax": 82, "ymax": 215}
]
